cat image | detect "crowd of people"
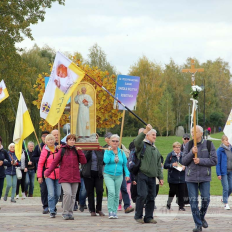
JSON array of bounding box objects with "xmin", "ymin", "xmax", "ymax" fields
[{"xmin": 1, "ymin": 124, "xmax": 232, "ymax": 232}]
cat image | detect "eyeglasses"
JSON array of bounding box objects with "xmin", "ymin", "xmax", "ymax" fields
[
  {"xmin": 174, "ymin": 147, "xmax": 181, "ymax": 149},
  {"xmin": 184, "ymin": 138, "xmax": 190, "ymax": 140},
  {"xmin": 111, "ymin": 140, "xmax": 119, "ymax": 143}
]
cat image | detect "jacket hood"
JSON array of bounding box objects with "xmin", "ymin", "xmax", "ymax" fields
[{"xmin": 220, "ymin": 143, "xmax": 231, "ymax": 151}]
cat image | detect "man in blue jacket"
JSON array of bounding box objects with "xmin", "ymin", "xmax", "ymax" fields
[{"xmin": 182, "ymin": 125, "xmax": 217, "ymax": 232}]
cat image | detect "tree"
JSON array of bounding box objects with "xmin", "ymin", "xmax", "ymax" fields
[{"xmin": 87, "ymin": 44, "xmax": 117, "ymax": 76}]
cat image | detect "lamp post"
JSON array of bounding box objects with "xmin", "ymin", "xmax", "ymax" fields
[{"xmin": 188, "ymin": 103, "xmax": 191, "ymax": 133}]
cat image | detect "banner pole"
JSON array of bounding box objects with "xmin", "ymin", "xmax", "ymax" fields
[
  {"xmin": 119, "ymin": 110, "xmax": 126, "ymax": 148},
  {"xmin": 58, "ymin": 121, "xmax": 61, "ymax": 145}
]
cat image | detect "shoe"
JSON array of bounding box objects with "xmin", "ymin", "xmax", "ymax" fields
[
  {"xmin": 79, "ymin": 205, "xmax": 84, "ymax": 212},
  {"xmin": 225, "ymin": 204, "xmax": 230, "ymax": 210},
  {"xmin": 179, "ymin": 207, "xmax": 186, "ymax": 211},
  {"xmin": 193, "ymin": 225, "xmax": 202, "ymax": 232},
  {"xmin": 50, "ymin": 213, "xmax": 56, "ymax": 218},
  {"xmin": 96, "ymin": 211, "xmax": 105, "ymax": 216},
  {"xmin": 25, "ymin": 191, "xmax": 28, "ymax": 197},
  {"xmin": 3, "ymin": 194, "xmax": 7, "ymax": 201},
  {"xmin": 145, "ymin": 219, "xmax": 157, "ymax": 224},
  {"xmin": 91, "ymin": 212, "xmax": 97, "ymax": 216},
  {"xmin": 108, "ymin": 211, "xmax": 114, "ymax": 219},
  {"xmin": 167, "ymin": 204, "xmax": 171, "ymax": 210},
  {"xmin": 118, "ymin": 204, "xmax": 122, "ymax": 211},
  {"xmin": 113, "ymin": 212, "xmax": 118, "ymax": 219},
  {"xmin": 16, "ymin": 195, "xmax": 19, "ymax": 199},
  {"xmin": 11, "ymin": 199, "xmax": 16, "ymax": 203},
  {"xmin": 73, "ymin": 202, "xmax": 78, "ymax": 211},
  {"xmin": 69, "ymin": 215, "xmax": 74, "ymax": 220},
  {"xmin": 43, "ymin": 207, "xmax": 49, "ymax": 214},
  {"xmin": 28, "ymin": 194, "xmax": 33, "ymax": 197},
  {"xmin": 135, "ymin": 218, "xmax": 144, "ymax": 224},
  {"xmin": 62, "ymin": 214, "xmax": 69, "ymax": 220},
  {"xmin": 22, "ymin": 192, "xmax": 26, "ymax": 199},
  {"xmin": 125, "ymin": 206, "xmax": 134, "ymax": 213},
  {"xmin": 201, "ymin": 219, "xmax": 208, "ymax": 228}
]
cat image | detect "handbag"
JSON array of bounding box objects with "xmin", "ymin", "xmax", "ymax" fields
[{"xmin": 16, "ymin": 167, "xmax": 22, "ymax": 180}]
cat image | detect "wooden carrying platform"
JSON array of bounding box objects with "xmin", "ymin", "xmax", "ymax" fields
[{"xmin": 75, "ymin": 142, "xmax": 102, "ymax": 150}]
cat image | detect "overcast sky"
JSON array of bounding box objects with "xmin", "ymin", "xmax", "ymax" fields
[{"xmin": 18, "ymin": 0, "xmax": 232, "ymax": 74}]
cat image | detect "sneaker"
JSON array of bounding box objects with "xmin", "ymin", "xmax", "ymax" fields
[
  {"xmin": 193, "ymin": 225, "xmax": 202, "ymax": 232},
  {"xmin": 108, "ymin": 211, "xmax": 114, "ymax": 219},
  {"xmin": 11, "ymin": 199, "xmax": 16, "ymax": 203},
  {"xmin": 22, "ymin": 192, "xmax": 26, "ymax": 199},
  {"xmin": 201, "ymin": 219, "xmax": 208, "ymax": 228},
  {"xmin": 50, "ymin": 213, "xmax": 56, "ymax": 218},
  {"xmin": 79, "ymin": 205, "xmax": 84, "ymax": 212},
  {"xmin": 43, "ymin": 207, "xmax": 49, "ymax": 214},
  {"xmin": 113, "ymin": 212, "xmax": 118, "ymax": 219},
  {"xmin": 62, "ymin": 214, "xmax": 70, "ymax": 220},
  {"xmin": 146, "ymin": 219, "xmax": 157, "ymax": 224},
  {"xmin": 117, "ymin": 204, "xmax": 122, "ymax": 211},
  {"xmin": 16, "ymin": 195, "xmax": 19, "ymax": 199},
  {"xmin": 69, "ymin": 215, "xmax": 74, "ymax": 220},
  {"xmin": 135, "ymin": 218, "xmax": 144, "ymax": 224},
  {"xmin": 179, "ymin": 207, "xmax": 186, "ymax": 211},
  {"xmin": 225, "ymin": 204, "xmax": 230, "ymax": 210},
  {"xmin": 125, "ymin": 206, "xmax": 134, "ymax": 213},
  {"xmin": 3, "ymin": 194, "xmax": 7, "ymax": 201},
  {"xmin": 167, "ymin": 204, "xmax": 171, "ymax": 210}
]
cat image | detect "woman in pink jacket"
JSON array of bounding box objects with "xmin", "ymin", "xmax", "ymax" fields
[
  {"xmin": 37, "ymin": 134, "xmax": 60, "ymax": 218},
  {"xmin": 45, "ymin": 134, "xmax": 87, "ymax": 220}
]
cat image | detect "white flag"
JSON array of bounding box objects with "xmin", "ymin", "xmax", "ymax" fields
[{"xmin": 223, "ymin": 109, "xmax": 232, "ymax": 144}]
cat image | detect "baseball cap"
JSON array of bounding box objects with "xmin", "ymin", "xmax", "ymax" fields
[
  {"xmin": 105, "ymin": 132, "xmax": 113, "ymax": 138},
  {"xmin": 183, "ymin": 133, "xmax": 190, "ymax": 139}
]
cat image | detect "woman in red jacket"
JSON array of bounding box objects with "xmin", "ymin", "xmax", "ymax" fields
[
  {"xmin": 37, "ymin": 134, "xmax": 60, "ymax": 218},
  {"xmin": 45, "ymin": 134, "xmax": 87, "ymax": 220}
]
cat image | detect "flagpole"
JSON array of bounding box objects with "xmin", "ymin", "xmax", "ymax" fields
[
  {"xmin": 34, "ymin": 131, "xmax": 41, "ymax": 151},
  {"xmin": 119, "ymin": 110, "xmax": 126, "ymax": 148},
  {"xmin": 58, "ymin": 121, "xmax": 61, "ymax": 145},
  {"xmin": 85, "ymin": 74, "xmax": 147, "ymax": 126}
]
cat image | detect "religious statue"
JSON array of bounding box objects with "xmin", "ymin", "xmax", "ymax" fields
[{"xmin": 74, "ymin": 86, "xmax": 93, "ymax": 137}]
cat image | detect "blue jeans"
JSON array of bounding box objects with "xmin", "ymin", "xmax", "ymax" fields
[
  {"xmin": 79, "ymin": 178, "xmax": 87, "ymax": 206},
  {"xmin": 187, "ymin": 181, "xmax": 210, "ymax": 227},
  {"xmin": 120, "ymin": 173, "xmax": 130, "ymax": 209},
  {"xmin": 221, "ymin": 171, "xmax": 232, "ymax": 204},
  {"xmin": 25, "ymin": 170, "xmax": 35, "ymax": 195},
  {"xmin": 45, "ymin": 178, "xmax": 61, "ymax": 213},
  {"xmin": 5, "ymin": 175, "xmax": 17, "ymax": 199},
  {"xmin": 134, "ymin": 172, "xmax": 156, "ymax": 222}
]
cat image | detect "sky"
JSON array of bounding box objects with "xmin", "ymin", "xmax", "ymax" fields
[{"xmin": 17, "ymin": 0, "xmax": 232, "ymax": 74}]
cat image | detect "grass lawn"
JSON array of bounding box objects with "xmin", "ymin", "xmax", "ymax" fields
[{"xmin": 2, "ymin": 132, "xmax": 224, "ymax": 198}]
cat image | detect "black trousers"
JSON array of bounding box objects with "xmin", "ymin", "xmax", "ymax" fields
[
  {"xmin": 40, "ymin": 180, "xmax": 48, "ymax": 209},
  {"xmin": 167, "ymin": 183, "xmax": 185, "ymax": 208},
  {"xmin": 16, "ymin": 170, "xmax": 27, "ymax": 195},
  {"xmin": 84, "ymin": 171, "xmax": 104, "ymax": 213}
]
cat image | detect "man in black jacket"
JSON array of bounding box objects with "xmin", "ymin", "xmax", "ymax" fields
[{"xmin": 32, "ymin": 130, "xmax": 49, "ymax": 214}]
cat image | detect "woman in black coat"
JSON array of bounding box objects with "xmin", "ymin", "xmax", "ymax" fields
[
  {"xmin": 82, "ymin": 140, "xmax": 105, "ymax": 217},
  {"xmin": 164, "ymin": 142, "xmax": 186, "ymax": 211}
]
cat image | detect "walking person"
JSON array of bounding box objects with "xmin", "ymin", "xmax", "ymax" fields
[
  {"xmin": 182, "ymin": 125, "xmax": 217, "ymax": 232},
  {"xmin": 16, "ymin": 148, "xmax": 28, "ymax": 199},
  {"xmin": 164, "ymin": 142, "xmax": 186, "ymax": 211},
  {"xmin": 25, "ymin": 141, "xmax": 36, "ymax": 197},
  {"xmin": 37, "ymin": 134, "xmax": 61, "ymax": 218},
  {"xmin": 216, "ymin": 135, "xmax": 232, "ymax": 210},
  {"xmin": 103, "ymin": 134, "xmax": 130, "ymax": 219},
  {"xmin": 4, "ymin": 143, "xmax": 20, "ymax": 202},
  {"xmin": 134, "ymin": 124, "xmax": 163, "ymax": 224},
  {"xmin": 0, "ymin": 137, "xmax": 11, "ymax": 200},
  {"xmin": 32, "ymin": 130, "xmax": 50, "ymax": 214},
  {"xmin": 45, "ymin": 134, "xmax": 86, "ymax": 220}
]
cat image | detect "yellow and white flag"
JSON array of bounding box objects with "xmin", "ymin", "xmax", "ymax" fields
[
  {"xmin": 13, "ymin": 93, "xmax": 35, "ymax": 160},
  {"xmin": 40, "ymin": 51, "xmax": 85, "ymax": 126},
  {"xmin": 0, "ymin": 80, "xmax": 9, "ymax": 103},
  {"xmin": 224, "ymin": 109, "xmax": 232, "ymax": 144}
]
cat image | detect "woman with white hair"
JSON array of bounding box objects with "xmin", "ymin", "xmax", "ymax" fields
[
  {"xmin": 4, "ymin": 143, "xmax": 20, "ymax": 202},
  {"xmin": 103, "ymin": 134, "xmax": 130, "ymax": 219},
  {"xmin": 37, "ymin": 134, "xmax": 61, "ymax": 218}
]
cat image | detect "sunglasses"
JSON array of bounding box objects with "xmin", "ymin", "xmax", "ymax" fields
[
  {"xmin": 112, "ymin": 140, "xmax": 119, "ymax": 143},
  {"xmin": 184, "ymin": 138, "xmax": 190, "ymax": 140}
]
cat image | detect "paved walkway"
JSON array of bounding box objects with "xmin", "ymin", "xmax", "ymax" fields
[{"xmin": 0, "ymin": 195, "xmax": 232, "ymax": 231}]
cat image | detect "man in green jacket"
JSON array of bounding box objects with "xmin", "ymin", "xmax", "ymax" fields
[{"xmin": 134, "ymin": 124, "xmax": 164, "ymax": 224}]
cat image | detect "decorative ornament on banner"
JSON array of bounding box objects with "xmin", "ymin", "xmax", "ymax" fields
[
  {"xmin": 40, "ymin": 52, "xmax": 85, "ymax": 126},
  {"xmin": 0, "ymin": 80, "xmax": 9, "ymax": 104}
]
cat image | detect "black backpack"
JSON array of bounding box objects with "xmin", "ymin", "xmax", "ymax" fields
[{"xmin": 60, "ymin": 147, "xmax": 79, "ymax": 163}]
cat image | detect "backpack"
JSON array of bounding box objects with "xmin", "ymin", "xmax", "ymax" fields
[
  {"xmin": 60, "ymin": 147, "xmax": 79, "ymax": 163},
  {"xmin": 127, "ymin": 143, "xmax": 146, "ymax": 175},
  {"xmin": 187, "ymin": 139, "xmax": 212, "ymax": 153}
]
